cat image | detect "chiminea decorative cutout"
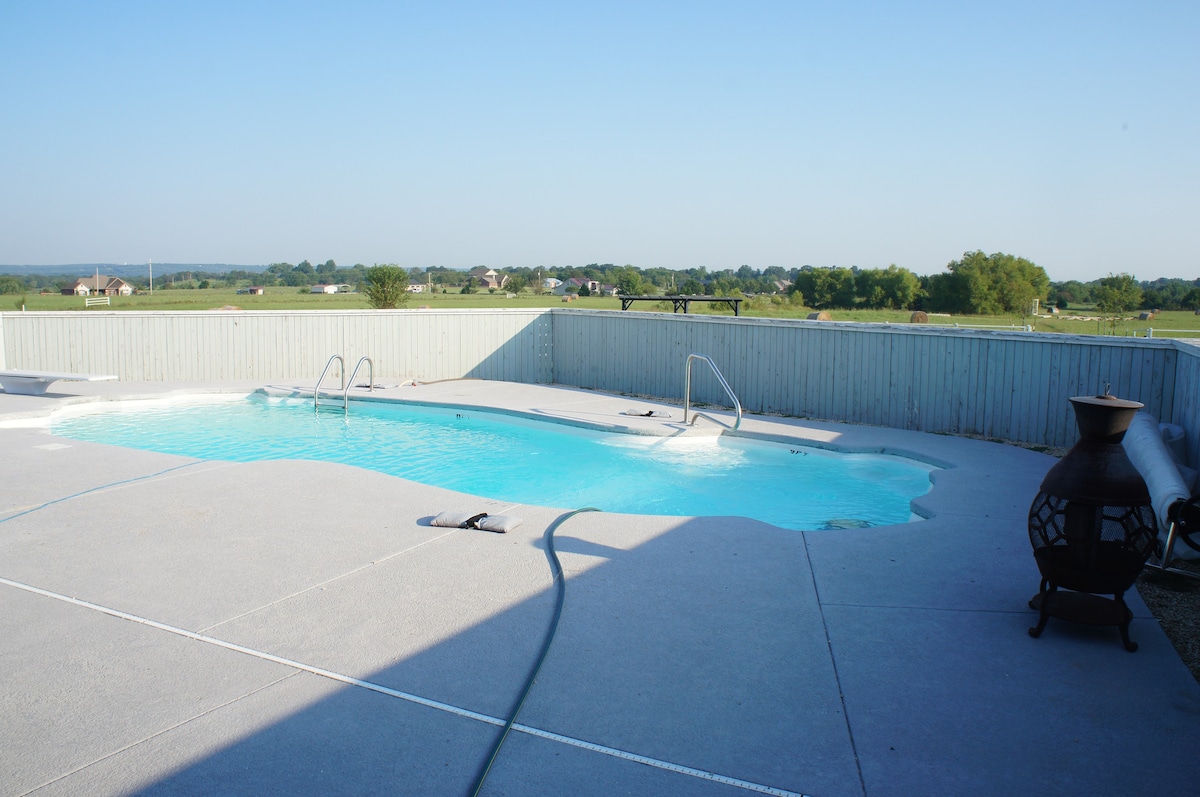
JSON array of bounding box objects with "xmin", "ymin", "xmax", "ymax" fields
[{"xmin": 1027, "ymin": 391, "xmax": 1157, "ymax": 651}]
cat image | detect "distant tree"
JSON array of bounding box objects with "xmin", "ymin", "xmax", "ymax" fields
[
  {"xmin": 679, "ymin": 278, "xmax": 704, "ymax": 295},
  {"xmin": 0, "ymin": 276, "xmax": 25, "ymax": 294},
  {"xmin": 641, "ymin": 267, "xmax": 674, "ymax": 290},
  {"xmin": 315, "ymin": 259, "xmax": 338, "ymax": 283},
  {"xmin": 226, "ymin": 269, "xmax": 256, "ymax": 283},
  {"xmin": 505, "ymin": 274, "xmax": 528, "ymax": 293},
  {"xmin": 283, "ymin": 270, "xmax": 312, "ymax": 287},
  {"xmin": 857, "ymin": 265, "xmax": 921, "ymax": 309},
  {"xmin": 792, "ymin": 267, "xmax": 855, "ymax": 309},
  {"xmin": 831, "ymin": 269, "xmax": 856, "ymax": 308},
  {"xmin": 1093, "ymin": 273, "xmax": 1142, "ymax": 315},
  {"xmin": 1049, "ymin": 279, "xmax": 1092, "ymax": 309},
  {"xmin": 615, "ymin": 265, "xmax": 643, "ymax": 296},
  {"xmin": 926, "ymin": 251, "xmax": 1048, "ymax": 315},
  {"xmin": 1139, "ymin": 278, "xmax": 1194, "ymax": 310},
  {"xmin": 363, "ymin": 264, "xmax": 411, "ymax": 309},
  {"xmin": 335, "ymin": 264, "xmax": 366, "ymax": 285},
  {"xmin": 578, "ymin": 283, "xmax": 591, "ymax": 297}
]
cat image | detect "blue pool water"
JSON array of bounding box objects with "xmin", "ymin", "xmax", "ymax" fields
[{"xmin": 49, "ymin": 395, "xmax": 935, "ymax": 530}]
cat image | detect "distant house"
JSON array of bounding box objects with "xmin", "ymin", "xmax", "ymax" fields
[
  {"xmin": 61, "ymin": 275, "xmax": 134, "ymax": 297},
  {"xmin": 553, "ymin": 277, "xmax": 600, "ymax": 296},
  {"xmin": 468, "ymin": 267, "xmax": 507, "ymax": 290},
  {"xmin": 542, "ymin": 277, "xmax": 562, "ymax": 290},
  {"xmin": 407, "ymin": 281, "xmax": 426, "ymax": 293},
  {"xmin": 600, "ymin": 284, "xmax": 619, "ymax": 296},
  {"xmin": 310, "ymin": 284, "xmax": 340, "ymax": 294},
  {"xmin": 247, "ymin": 286, "xmax": 265, "ymax": 295}
]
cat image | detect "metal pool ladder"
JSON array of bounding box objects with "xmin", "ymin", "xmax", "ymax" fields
[
  {"xmin": 314, "ymin": 355, "xmax": 374, "ymax": 414},
  {"xmin": 684, "ymin": 353, "xmax": 742, "ymax": 431}
]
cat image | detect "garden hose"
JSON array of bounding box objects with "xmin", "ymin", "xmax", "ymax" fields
[{"xmin": 468, "ymin": 507, "xmax": 600, "ymax": 797}]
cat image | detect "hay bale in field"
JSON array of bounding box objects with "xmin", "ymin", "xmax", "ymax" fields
[
  {"xmin": 909, "ymin": 311, "xmax": 929, "ymax": 323},
  {"xmin": 1139, "ymin": 311, "xmax": 1155, "ymax": 321},
  {"xmin": 807, "ymin": 311, "xmax": 832, "ymax": 321}
]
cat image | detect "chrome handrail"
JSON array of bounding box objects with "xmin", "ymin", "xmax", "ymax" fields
[
  {"xmin": 343, "ymin": 357, "xmax": 375, "ymax": 411},
  {"xmin": 684, "ymin": 353, "xmax": 742, "ymax": 431},
  {"xmin": 314, "ymin": 354, "xmax": 345, "ymax": 413}
]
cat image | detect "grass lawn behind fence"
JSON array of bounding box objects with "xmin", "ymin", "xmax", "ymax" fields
[{"xmin": 6, "ymin": 288, "xmax": 1199, "ymax": 338}]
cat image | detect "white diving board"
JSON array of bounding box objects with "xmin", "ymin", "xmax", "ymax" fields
[{"xmin": 0, "ymin": 370, "xmax": 119, "ymax": 396}]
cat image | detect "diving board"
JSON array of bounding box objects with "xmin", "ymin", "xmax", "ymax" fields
[{"xmin": 0, "ymin": 370, "xmax": 118, "ymax": 396}]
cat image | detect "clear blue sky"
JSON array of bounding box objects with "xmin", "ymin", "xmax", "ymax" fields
[{"xmin": 2, "ymin": 1, "xmax": 1197, "ymax": 282}]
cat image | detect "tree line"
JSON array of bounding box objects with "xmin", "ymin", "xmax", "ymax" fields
[{"xmin": 2, "ymin": 254, "xmax": 1198, "ymax": 314}]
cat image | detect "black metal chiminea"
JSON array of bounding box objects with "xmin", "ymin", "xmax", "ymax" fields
[{"xmin": 1027, "ymin": 392, "xmax": 1158, "ymax": 651}]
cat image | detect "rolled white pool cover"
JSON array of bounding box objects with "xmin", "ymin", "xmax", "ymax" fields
[{"xmin": 1123, "ymin": 411, "xmax": 1197, "ymax": 559}]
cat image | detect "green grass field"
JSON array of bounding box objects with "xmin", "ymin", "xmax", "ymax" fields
[{"xmin": 8, "ymin": 288, "xmax": 1200, "ymax": 338}]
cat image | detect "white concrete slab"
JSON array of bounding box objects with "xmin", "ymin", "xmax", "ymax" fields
[
  {"xmin": 27, "ymin": 673, "xmax": 498, "ymax": 796},
  {"xmin": 824, "ymin": 605, "xmax": 1200, "ymax": 796},
  {"xmin": 1, "ymin": 379, "xmax": 1197, "ymax": 797},
  {"xmin": 0, "ymin": 585, "xmax": 292, "ymax": 796}
]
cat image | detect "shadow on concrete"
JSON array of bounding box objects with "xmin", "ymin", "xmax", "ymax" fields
[{"xmin": 102, "ymin": 513, "xmax": 840, "ymax": 797}]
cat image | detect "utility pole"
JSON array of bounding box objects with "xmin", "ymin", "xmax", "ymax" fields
[{"xmin": 149, "ymin": 259, "xmax": 154, "ymax": 295}]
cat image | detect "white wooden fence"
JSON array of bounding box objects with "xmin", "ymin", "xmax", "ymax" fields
[
  {"xmin": 0, "ymin": 309, "xmax": 552, "ymax": 384},
  {"xmin": 2, "ymin": 308, "xmax": 1197, "ymax": 468}
]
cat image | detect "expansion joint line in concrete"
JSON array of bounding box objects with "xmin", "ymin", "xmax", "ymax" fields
[
  {"xmin": 0, "ymin": 576, "xmax": 811, "ymax": 797},
  {"xmin": 801, "ymin": 532, "xmax": 869, "ymax": 797},
  {"xmin": 18, "ymin": 672, "xmax": 301, "ymax": 797},
  {"xmin": 0, "ymin": 461, "xmax": 218, "ymax": 525},
  {"xmin": 197, "ymin": 528, "xmax": 461, "ymax": 635}
]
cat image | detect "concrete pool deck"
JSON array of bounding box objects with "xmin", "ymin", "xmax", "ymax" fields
[{"xmin": 1, "ymin": 379, "xmax": 1198, "ymax": 796}]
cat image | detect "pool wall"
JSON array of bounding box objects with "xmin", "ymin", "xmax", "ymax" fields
[{"xmin": 3, "ymin": 308, "xmax": 1199, "ymax": 467}]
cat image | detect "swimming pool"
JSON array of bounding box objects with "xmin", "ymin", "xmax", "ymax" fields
[{"xmin": 48, "ymin": 394, "xmax": 935, "ymax": 530}]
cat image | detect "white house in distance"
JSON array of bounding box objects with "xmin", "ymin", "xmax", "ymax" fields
[
  {"xmin": 61, "ymin": 275, "xmax": 134, "ymax": 296},
  {"xmin": 310, "ymin": 284, "xmax": 353, "ymax": 294}
]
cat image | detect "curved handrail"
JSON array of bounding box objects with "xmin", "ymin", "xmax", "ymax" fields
[
  {"xmin": 314, "ymin": 354, "xmax": 345, "ymax": 413},
  {"xmin": 343, "ymin": 357, "xmax": 374, "ymax": 411},
  {"xmin": 684, "ymin": 353, "xmax": 742, "ymax": 431}
]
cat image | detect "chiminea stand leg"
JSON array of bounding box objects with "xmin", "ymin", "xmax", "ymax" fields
[
  {"xmin": 1028, "ymin": 580, "xmax": 1054, "ymax": 639},
  {"xmin": 1027, "ymin": 582, "xmax": 1138, "ymax": 652},
  {"xmin": 1114, "ymin": 591, "xmax": 1137, "ymax": 653}
]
